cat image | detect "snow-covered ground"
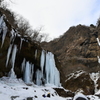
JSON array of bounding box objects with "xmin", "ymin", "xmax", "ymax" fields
[
  {"xmin": 0, "ymin": 77, "xmax": 100, "ymax": 100},
  {"xmin": 0, "ymin": 77, "xmax": 69, "ymax": 100}
]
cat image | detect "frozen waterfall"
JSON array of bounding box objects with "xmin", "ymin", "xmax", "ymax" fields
[
  {"xmin": 23, "ymin": 60, "xmax": 34, "ymax": 84},
  {"xmin": 45, "ymin": 52, "xmax": 60, "ymax": 86},
  {"xmin": 40, "ymin": 50, "xmax": 45, "ymax": 73},
  {"xmin": 24, "ymin": 61, "xmax": 31, "ymax": 83},
  {"xmin": 0, "ymin": 13, "xmax": 60, "ymax": 87},
  {"xmin": 21, "ymin": 50, "xmax": 60, "ymax": 86}
]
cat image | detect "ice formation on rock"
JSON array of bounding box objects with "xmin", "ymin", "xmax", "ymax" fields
[
  {"xmin": 6, "ymin": 44, "xmax": 13, "ymax": 67},
  {"xmin": 90, "ymin": 72, "xmax": 100, "ymax": 93},
  {"xmin": 8, "ymin": 45, "xmax": 17, "ymax": 79},
  {"xmin": 21, "ymin": 50, "xmax": 60, "ymax": 86},
  {"xmin": 0, "ymin": 15, "xmax": 7, "ymax": 47}
]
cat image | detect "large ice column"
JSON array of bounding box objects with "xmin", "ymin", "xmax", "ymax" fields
[
  {"xmin": 1, "ymin": 21, "xmax": 7, "ymax": 47},
  {"xmin": 6, "ymin": 44, "xmax": 13, "ymax": 67},
  {"xmin": 0, "ymin": 16, "xmax": 7, "ymax": 47},
  {"xmin": 45, "ymin": 52, "xmax": 60, "ymax": 86},
  {"xmin": 23, "ymin": 61, "xmax": 34, "ymax": 84},
  {"xmin": 40, "ymin": 50, "xmax": 45, "ymax": 73},
  {"xmin": 24, "ymin": 61, "xmax": 30, "ymax": 83},
  {"xmin": 9, "ymin": 45, "xmax": 17, "ymax": 78},
  {"xmin": 45, "ymin": 52, "xmax": 50, "ymax": 84},
  {"xmin": 54, "ymin": 66, "xmax": 60, "ymax": 86},
  {"xmin": 11, "ymin": 45, "xmax": 17, "ymax": 68}
]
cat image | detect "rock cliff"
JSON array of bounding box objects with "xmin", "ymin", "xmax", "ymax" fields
[
  {"xmin": 0, "ymin": 9, "xmax": 62, "ymax": 87},
  {"xmin": 41, "ymin": 24, "xmax": 100, "ymax": 94}
]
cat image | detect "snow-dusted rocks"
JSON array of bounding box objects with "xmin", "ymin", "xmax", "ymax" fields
[
  {"xmin": 73, "ymin": 93, "xmax": 88, "ymax": 100},
  {"xmin": 65, "ymin": 70, "xmax": 94, "ymax": 95}
]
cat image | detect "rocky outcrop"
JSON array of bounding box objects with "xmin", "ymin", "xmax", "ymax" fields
[
  {"xmin": 65, "ymin": 71, "xmax": 94, "ymax": 95},
  {"xmin": 54, "ymin": 88, "xmax": 74, "ymax": 97},
  {"xmin": 41, "ymin": 25, "xmax": 100, "ymax": 74},
  {"xmin": 41, "ymin": 24, "xmax": 100, "ymax": 94}
]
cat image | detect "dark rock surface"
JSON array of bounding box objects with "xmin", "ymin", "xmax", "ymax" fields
[{"xmin": 54, "ymin": 88, "xmax": 74, "ymax": 97}]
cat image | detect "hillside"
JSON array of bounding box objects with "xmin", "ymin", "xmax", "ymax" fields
[{"xmin": 41, "ymin": 24, "xmax": 100, "ymax": 74}]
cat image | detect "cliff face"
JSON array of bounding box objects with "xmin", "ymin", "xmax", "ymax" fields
[
  {"xmin": 41, "ymin": 24, "xmax": 100, "ymax": 94},
  {"xmin": 41, "ymin": 25, "xmax": 100, "ymax": 75},
  {"xmin": 0, "ymin": 10, "xmax": 63, "ymax": 87}
]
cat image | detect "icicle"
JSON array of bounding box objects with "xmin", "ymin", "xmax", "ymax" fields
[
  {"xmin": 22, "ymin": 60, "xmax": 34, "ymax": 83},
  {"xmin": 24, "ymin": 61, "xmax": 31, "ymax": 83},
  {"xmin": 45, "ymin": 52, "xmax": 50, "ymax": 84},
  {"xmin": 10, "ymin": 45, "xmax": 17, "ymax": 68},
  {"xmin": 97, "ymin": 38, "xmax": 100, "ymax": 46},
  {"xmin": 10, "ymin": 29, "xmax": 17, "ymax": 43},
  {"xmin": 6, "ymin": 44, "xmax": 13, "ymax": 67},
  {"xmin": 20, "ymin": 38, "xmax": 23, "ymax": 50},
  {"xmin": 21, "ymin": 58, "xmax": 26, "ymax": 72},
  {"xmin": 97, "ymin": 56, "xmax": 100, "ymax": 63},
  {"xmin": 0, "ymin": 16, "xmax": 3, "ymax": 26},
  {"xmin": 35, "ymin": 49, "xmax": 37, "ymax": 59},
  {"xmin": 10, "ymin": 29, "xmax": 14, "ymax": 42},
  {"xmin": 40, "ymin": 50, "xmax": 45, "ymax": 73},
  {"xmin": 0, "ymin": 16, "xmax": 7, "ymax": 48},
  {"xmin": 49, "ymin": 52, "xmax": 55, "ymax": 84},
  {"xmin": 54, "ymin": 67, "xmax": 60, "ymax": 86},
  {"xmin": 45, "ymin": 52, "xmax": 60, "ymax": 86},
  {"xmin": 8, "ymin": 45, "xmax": 17, "ymax": 79}
]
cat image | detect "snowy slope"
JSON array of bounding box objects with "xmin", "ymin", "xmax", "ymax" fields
[
  {"xmin": 0, "ymin": 77, "xmax": 68, "ymax": 100},
  {"xmin": 0, "ymin": 77, "xmax": 100, "ymax": 100}
]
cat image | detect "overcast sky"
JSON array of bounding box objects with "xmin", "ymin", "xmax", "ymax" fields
[{"xmin": 4, "ymin": 0, "xmax": 100, "ymax": 40}]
